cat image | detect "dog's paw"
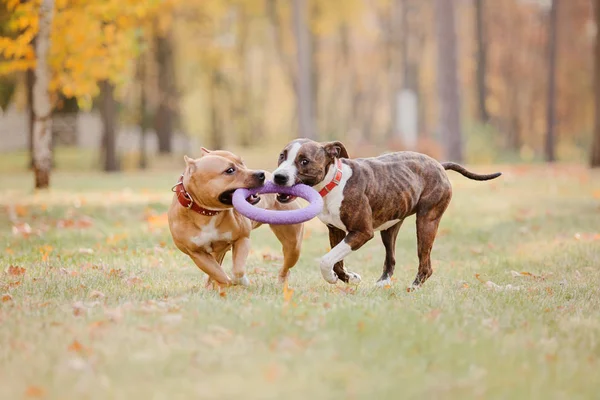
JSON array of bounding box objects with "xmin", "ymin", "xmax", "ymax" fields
[
  {"xmin": 320, "ymin": 268, "xmax": 339, "ymax": 284},
  {"xmin": 375, "ymin": 277, "xmax": 392, "ymax": 288},
  {"xmin": 347, "ymin": 271, "xmax": 362, "ymax": 284},
  {"xmin": 232, "ymin": 275, "xmax": 250, "ymax": 286}
]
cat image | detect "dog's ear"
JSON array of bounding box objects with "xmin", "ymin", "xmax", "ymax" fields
[
  {"xmin": 200, "ymin": 147, "xmax": 211, "ymax": 156},
  {"xmin": 184, "ymin": 155, "xmax": 197, "ymax": 173},
  {"xmin": 323, "ymin": 141, "xmax": 349, "ymax": 159}
]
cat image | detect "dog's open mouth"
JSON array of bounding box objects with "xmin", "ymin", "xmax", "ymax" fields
[{"xmin": 218, "ymin": 189, "xmax": 260, "ymax": 206}]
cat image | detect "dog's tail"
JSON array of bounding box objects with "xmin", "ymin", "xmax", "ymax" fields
[{"xmin": 441, "ymin": 162, "xmax": 501, "ymax": 181}]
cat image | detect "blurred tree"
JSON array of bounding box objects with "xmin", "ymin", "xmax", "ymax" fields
[
  {"xmin": 154, "ymin": 31, "xmax": 177, "ymax": 154},
  {"xmin": 435, "ymin": 0, "xmax": 462, "ymax": 162},
  {"xmin": 592, "ymin": 0, "xmax": 600, "ymax": 167},
  {"xmin": 545, "ymin": 0, "xmax": 558, "ymax": 162},
  {"xmin": 32, "ymin": 0, "xmax": 54, "ymax": 189},
  {"xmin": 137, "ymin": 54, "xmax": 148, "ymax": 169},
  {"xmin": 474, "ymin": 0, "xmax": 490, "ymax": 123},
  {"xmin": 99, "ymin": 80, "xmax": 119, "ymax": 172},
  {"xmin": 292, "ymin": 0, "xmax": 316, "ymax": 139}
]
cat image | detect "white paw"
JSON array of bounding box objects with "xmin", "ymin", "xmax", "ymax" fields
[
  {"xmin": 375, "ymin": 277, "xmax": 392, "ymax": 288},
  {"xmin": 320, "ymin": 268, "xmax": 338, "ymax": 284},
  {"xmin": 347, "ymin": 271, "xmax": 362, "ymax": 284},
  {"xmin": 232, "ymin": 275, "xmax": 250, "ymax": 286}
]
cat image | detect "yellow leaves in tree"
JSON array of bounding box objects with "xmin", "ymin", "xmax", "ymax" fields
[{"xmin": 2, "ymin": 0, "xmax": 179, "ymax": 104}]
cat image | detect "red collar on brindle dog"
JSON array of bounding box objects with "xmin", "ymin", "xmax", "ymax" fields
[{"xmin": 318, "ymin": 158, "xmax": 343, "ymax": 197}]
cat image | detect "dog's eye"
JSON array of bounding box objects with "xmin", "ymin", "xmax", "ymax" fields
[
  {"xmin": 300, "ymin": 159, "xmax": 309, "ymax": 166},
  {"xmin": 278, "ymin": 153, "xmax": 284, "ymax": 161},
  {"xmin": 224, "ymin": 167, "xmax": 235, "ymax": 175}
]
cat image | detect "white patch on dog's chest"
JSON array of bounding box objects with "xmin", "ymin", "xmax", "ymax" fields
[
  {"xmin": 190, "ymin": 218, "xmax": 232, "ymax": 253},
  {"xmin": 316, "ymin": 164, "xmax": 353, "ymax": 232}
]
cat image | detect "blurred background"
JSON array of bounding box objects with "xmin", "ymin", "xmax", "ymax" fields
[{"xmin": 1, "ymin": 0, "xmax": 599, "ymax": 188}]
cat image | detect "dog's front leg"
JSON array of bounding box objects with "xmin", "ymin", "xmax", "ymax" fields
[
  {"xmin": 320, "ymin": 230, "xmax": 373, "ymax": 284},
  {"xmin": 231, "ymin": 237, "xmax": 251, "ymax": 286},
  {"xmin": 328, "ymin": 226, "xmax": 362, "ymax": 284},
  {"xmin": 188, "ymin": 250, "xmax": 232, "ymax": 287}
]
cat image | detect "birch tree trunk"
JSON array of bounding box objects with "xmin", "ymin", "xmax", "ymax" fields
[
  {"xmin": 32, "ymin": 0, "xmax": 54, "ymax": 189},
  {"xmin": 435, "ymin": 0, "xmax": 463, "ymax": 162}
]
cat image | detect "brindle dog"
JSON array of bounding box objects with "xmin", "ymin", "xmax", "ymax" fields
[{"xmin": 272, "ymin": 139, "xmax": 501, "ymax": 288}]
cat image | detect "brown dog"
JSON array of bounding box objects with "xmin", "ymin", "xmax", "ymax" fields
[
  {"xmin": 168, "ymin": 148, "xmax": 303, "ymax": 288},
  {"xmin": 273, "ymin": 139, "xmax": 501, "ymax": 288}
]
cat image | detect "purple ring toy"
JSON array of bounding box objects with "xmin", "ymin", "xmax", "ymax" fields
[{"xmin": 232, "ymin": 181, "xmax": 323, "ymax": 225}]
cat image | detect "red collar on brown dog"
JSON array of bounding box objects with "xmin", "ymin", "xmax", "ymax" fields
[
  {"xmin": 172, "ymin": 174, "xmax": 221, "ymax": 216},
  {"xmin": 319, "ymin": 159, "xmax": 343, "ymax": 197}
]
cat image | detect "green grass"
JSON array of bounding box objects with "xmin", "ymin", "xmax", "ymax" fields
[{"xmin": 1, "ymin": 164, "xmax": 599, "ymax": 399}]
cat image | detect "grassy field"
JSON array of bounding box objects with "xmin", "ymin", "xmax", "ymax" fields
[{"xmin": 1, "ymin": 162, "xmax": 599, "ymax": 399}]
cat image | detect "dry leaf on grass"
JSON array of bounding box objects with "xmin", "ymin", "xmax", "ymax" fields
[
  {"xmin": 283, "ymin": 281, "xmax": 294, "ymax": 304},
  {"xmin": 6, "ymin": 265, "xmax": 26, "ymax": 276},
  {"xmin": 12, "ymin": 222, "xmax": 34, "ymax": 238},
  {"xmin": 475, "ymin": 274, "xmax": 521, "ymax": 292},
  {"xmin": 511, "ymin": 270, "xmax": 544, "ymax": 280},
  {"xmin": 262, "ymin": 251, "xmax": 283, "ymax": 262},
  {"xmin": 126, "ymin": 275, "xmax": 143, "ymax": 286},
  {"xmin": 72, "ymin": 302, "xmax": 87, "ymax": 317},
  {"xmin": 88, "ymin": 290, "xmax": 105, "ymax": 299},
  {"xmin": 24, "ymin": 386, "xmax": 45, "ymax": 398},
  {"xmin": 2, "ymin": 293, "xmax": 13, "ymax": 302}
]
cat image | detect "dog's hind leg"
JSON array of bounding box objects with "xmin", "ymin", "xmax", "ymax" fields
[
  {"xmin": 376, "ymin": 221, "xmax": 403, "ymax": 287},
  {"xmin": 412, "ymin": 198, "xmax": 450, "ymax": 289},
  {"xmin": 328, "ymin": 226, "xmax": 362, "ymax": 284}
]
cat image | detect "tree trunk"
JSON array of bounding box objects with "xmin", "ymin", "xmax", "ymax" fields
[
  {"xmin": 26, "ymin": 66, "xmax": 35, "ymax": 169},
  {"xmin": 292, "ymin": 0, "xmax": 317, "ymax": 139},
  {"xmin": 209, "ymin": 70, "xmax": 225, "ymax": 150},
  {"xmin": 100, "ymin": 80, "xmax": 119, "ymax": 172},
  {"xmin": 32, "ymin": 0, "xmax": 54, "ymax": 189},
  {"xmin": 592, "ymin": 0, "xmax": 600, "ymax": 167},
  {"xmin": 474, "ymin": 0, "xmax": 490, "ymax": 123},
  {"xmin": 154, "ymin": 33, "xmax": 176, "ymax": 154},
  {"xmin": 138, "ymin": 57, "xmax": 148, "ymax": 169},
  {"xmin": 435, "ymin": 0, "xmax": 463, "ymax": 162},
  {"xmin": 545, "ymin": 0, "xmax": 558, "ymax": 162}
]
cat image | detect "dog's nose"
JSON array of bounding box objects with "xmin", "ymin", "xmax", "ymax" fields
[
  {"xmin": 274, "ymin": 173, "xmax": 288, "ymax": 185},
  {"xmin": 255, "ymin": 171, "xmax": 266, "ymax": 182}
]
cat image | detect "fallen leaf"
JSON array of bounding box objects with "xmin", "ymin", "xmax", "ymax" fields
[
  {"xmin": 510, "ymin": 270, "xmax": 544, "ymax": 280},
  {"xmin": 72, "ymin": 302, "xmax": 86, "ymax": 317},
  {"xmin": 263, "ymin": 250, "xmax": 283, "ymax": 262},
  {"xmin": 24, "ymin": 385, "xmax": 45, "ymax": 398},
  {"xmin": 2, "ymin": 293, "xmax": 13, "ymax": 302},
  {"xmin": 5, "ymin": 247, "xmax": 14, "ymax": 255},
  {"xmin": 88, "ymin": 290, "xmax": 105, "ymax": 299},
  {"xmin": 7, "ymin": 265, "xmax": 26, "ymax": 276},
  {"xmin": 283, "ymin": 281, "xmax": 294, "ymax": 303},
  {"xmin": 68, "ymin": 340, "xmax": 84, "ymax": 353},
  {"xmin": 126, "ymin": 275, "xmax": 143, "ymax": 286},
  {"xmin": 12, "ymin": 222, "xmax": 32, "ymax": 237},
  {"xmin": 108, "ymin": 269, "xmax": 123, "ymax": 278}
]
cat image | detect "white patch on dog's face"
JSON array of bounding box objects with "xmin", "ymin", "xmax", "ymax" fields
[
  {"xmin": 273, "ymin": 142, "xmax": 302, "ymax": 187},
  {"xmin": 190, "ymin": 218, "xmax": 232, "ymax": 253}
]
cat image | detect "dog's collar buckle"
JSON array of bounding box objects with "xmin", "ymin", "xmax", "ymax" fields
[{"xmin": 319, "ymin": 159, "xmax": 343, "ymax": 197}]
